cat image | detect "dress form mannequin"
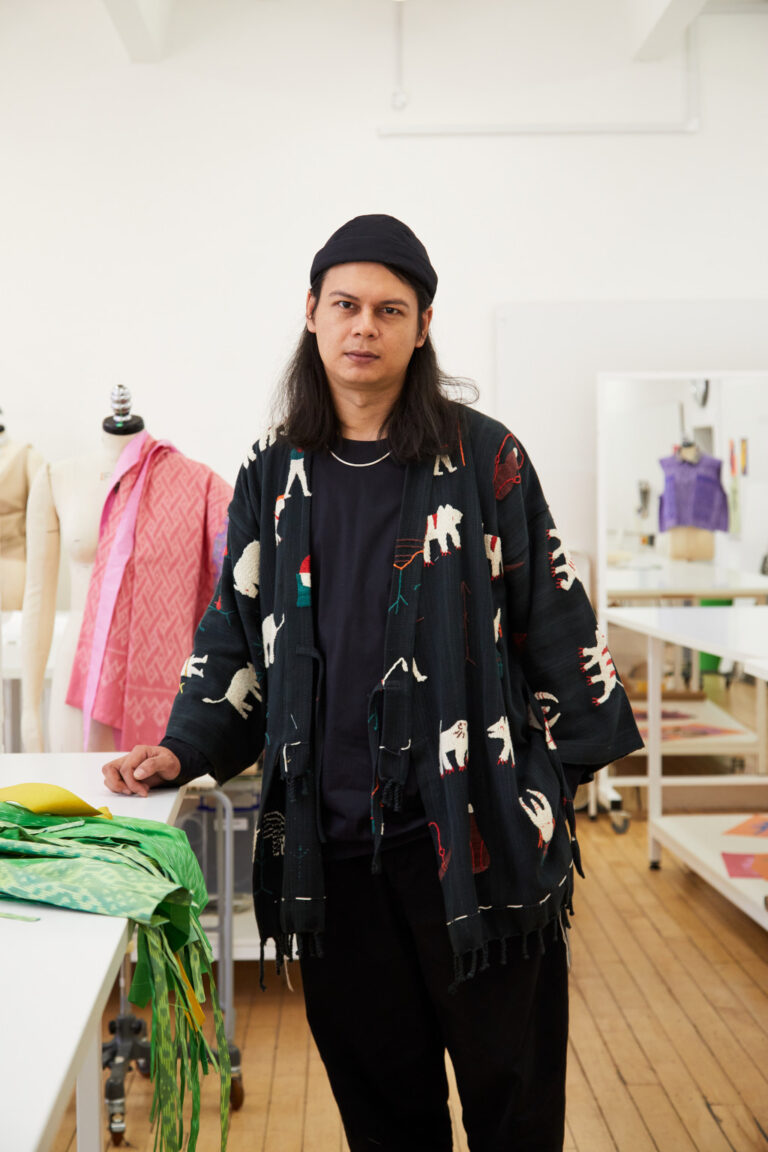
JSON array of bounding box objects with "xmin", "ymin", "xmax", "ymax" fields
[
  {"xmin": 0, "ymin": 412, "xmax": 45, "ymax": 611},
  {"xmin": 21, "ymin": 388, "xmax": 145, "ymax": 752}
]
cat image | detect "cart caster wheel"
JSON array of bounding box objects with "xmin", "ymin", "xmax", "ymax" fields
[
  {"xmin": 110, "ymin": 1131, "xmax": 124, "ymax": 1146},
  {"xmin": 230, "ymin": 1076, "xmax": 245, "ymax": 1111},
  {"xmin": 649, "ymin": 860, "xmax": 661, "ymax": 870},
  {"xmin": 136, "ymin": 1057, "xmax": 151, "ymax": 1078},
  {"xmin": 610, "ymin": 811, "xmax": 630, "ymax": 835}
]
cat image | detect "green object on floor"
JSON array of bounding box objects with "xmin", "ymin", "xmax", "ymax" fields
[{"xmin": 0, "ymin": 800, "xmax": 230, "ymax": 1152}]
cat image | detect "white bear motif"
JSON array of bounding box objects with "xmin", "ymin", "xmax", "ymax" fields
[
  {"xmin": 262, "ymin": 613, "xmax": 285, "ymax": 666},
  {"xmin": 484, "ymin": 533, "xmax": 503, "ymax": 579},
  {"xmin": 519, "ymin": 789, "xmax": 555, "ymax": 848},
  {"xmin": 487, "ymin": 715, "xmax": 514, "ymax": 764},
  {"xmin": 439, "ymin": 719, "xmax": 468, "ymax": 776},
  {"xmin": 580, "ymin": 627, "xmax": 618, "ymax": 705},
  {"xmin": 204, "ymin": 662, "xmax": 262, "ymax": 719},
  {"xmin": 423, "ymin": 505, "xmax": 463, "ymax": 564},
  {"xmin": 547, "ymin": 528, "xmax": 582, "ymax": 592},
  {"xmin": 433, "ymin": 454, "xmax": 456, "ymax": 476},
  {"xmin": 233, "ymin": 540, "xmax": 260, "ymax": 599}
]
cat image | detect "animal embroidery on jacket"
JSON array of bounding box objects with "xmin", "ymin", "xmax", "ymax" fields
[
  {"xmin": 487, "ymin": 715, "xmax": 514, "ymax": 764},
  {"xmin": 262, "ymin": 613, "xmax": 285, "ymax": 666},
  {"xmin": 274, "ymin": 493, "xmax": 287, "ymax": 544},
  {"xmin": 233, "ymin": 540, "xmax": 260, "ymax": 599},
  {"xmin": 484, "ymin": 533, "xmax": 503, "ymax": 579},
  {"xmin": 519, "ymin": 789, "xmax": 555, "ymax": 851},
  {"xmin": 286, "ymin": 449, "xmax": 311, "ymax": 497},
  {"xmin": 429, "ymin": 820, "xmax": 452, "ymax": 879},
  {"xmin": 381, "ymin": 656, "xmax": 428, "ymax": 685},
  {"xmin": 494, "ymin": 433, "xmax": 524, "ymax": 500},
  {"xmin": 528, "ymin": 690, "xmax": 560, "ymax": 750},
  {"xmin": 423, "ymin": 505, "xmax": 463, "ymax": 564},
  {"xmin": 179, "ymin": 653, "xmax": 208, "ymax": 692},
  {"xmin": 580, "ymin": 627, "xmax": 618, "ymax": 705},
  {"xmin": 258, "ymin": 427, "xmax": 277, "ymax": 453},
  {"xmin": 434, "ymin": 454, "xmax": 456, "ymax": 476},
  {"xmin": 257, "ymin": 811, "xmax": 286, "ymax": 858},
  {"xmin": 296, "ymin": 556, "xmax": 311, "ymax": 607},
  {"xmin": 439, "ymin": 719, "xmax": 468, "ymax": 776},
  {"xmin": 204, "ymin": 662, "xmax": 262, "ymax": 719},
  {"xmin": 548, "ymin": 528, "xmax": 582, "ymax": 591}
]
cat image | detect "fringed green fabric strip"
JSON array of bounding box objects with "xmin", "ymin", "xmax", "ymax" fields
[{"xmin": 0, "ymin": 800, "xmax": 230, "ymax": 1152}]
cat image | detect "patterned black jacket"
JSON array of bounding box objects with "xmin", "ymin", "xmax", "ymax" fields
[{"xmin": 165, "ymin": 406, "xmax": 643, "ymax": 975}]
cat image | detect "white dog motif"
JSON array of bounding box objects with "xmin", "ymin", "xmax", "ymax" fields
[
  {"xmin": 204, "ymin": 662, "xmax": 262, "ymax": 720},
  {"xmin": 487, "ymin": 715, "xmax": 514, "ymax": 764},
  {"xmin": 233, "ymin": 540, "xmax": 260, "ymax": 599},
  {"xmin": 519, "ymin": 789, "xmax": 555, "ymax": 848},
  {"xmin": 439, "ymin": 719, "xmax": 468, "ymax": 776},
  {"xmin": 262, "ymin": 613, "xmax": 285, "ymax": 666},
  {"xmin": 484, "ymin": 533, "xmax": 503, "ymax": 579},
  {"xmin": 179, "ymin": 652, "xmax": 208, "ymax": 691},
  {"xmin": 423, "ymin": 505, "xmax": 463, "ymax": 564}
]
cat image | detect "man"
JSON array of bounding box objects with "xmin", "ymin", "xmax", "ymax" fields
[{"xmin": 104, "ymin": 214, "xmax": 642, "ymax": 1151}]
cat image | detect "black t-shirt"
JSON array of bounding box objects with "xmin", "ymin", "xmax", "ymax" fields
[{"xmin": 310, "ymin": 439, "xmax": 426, "ymax": 854}]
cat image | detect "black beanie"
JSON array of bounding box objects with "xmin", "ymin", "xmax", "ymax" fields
[{"xmin": 309, "ymin": 214, "xmax": 438, "ymax": 304}]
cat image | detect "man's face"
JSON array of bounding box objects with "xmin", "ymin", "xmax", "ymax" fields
[{"xmin": 306, "ymin": 262, "xmax": 432, "ymax": 401}]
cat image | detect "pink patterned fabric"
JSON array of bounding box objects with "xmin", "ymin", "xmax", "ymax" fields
[{"xmin": 67, "ymin": 434, "xmax": 232, "ymax": 750}]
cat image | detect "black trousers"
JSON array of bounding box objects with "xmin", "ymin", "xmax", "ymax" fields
[{"xmin": 300, "ymin": 836, "xmax": 569, "ymax": 1152}]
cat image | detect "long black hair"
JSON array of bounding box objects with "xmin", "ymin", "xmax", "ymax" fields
[{"xmin": 273, "ymin": 265, "xmax": 476, "ymax": 463}]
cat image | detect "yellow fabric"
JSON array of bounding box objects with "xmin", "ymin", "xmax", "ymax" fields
[{"xmin": 0, "ymin": 782, "xmax": 112, "ymax": 820}]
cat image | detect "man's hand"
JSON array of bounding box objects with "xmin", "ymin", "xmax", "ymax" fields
[{"xmin": 102, "ymin": 745, "xmax": 181, "ymax": 798}]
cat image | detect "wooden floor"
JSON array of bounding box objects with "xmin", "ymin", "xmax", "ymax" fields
[{"xmin": 51, "ymin": 803, "xmax": 768, "ymax": 1152}]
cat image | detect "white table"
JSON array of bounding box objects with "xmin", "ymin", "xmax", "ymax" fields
[
  {"xmin": 605, "ymin": 607, "xmax": 768, "ymax": 929},
  {"xmin": 604, "ymin": 559, "xmax": 768, "ymax": 603},
  {"xmin": 0, "ymin": 753, "xmax": 186, "ymax": 1152}
]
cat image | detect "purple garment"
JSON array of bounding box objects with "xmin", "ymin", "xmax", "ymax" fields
[{"xmin": 658, "ymin": 453, "xmax": 729, "ymax": 532}]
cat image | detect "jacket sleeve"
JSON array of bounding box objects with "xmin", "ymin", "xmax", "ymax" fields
[
  {"xmin": 164, "ymin": 459, "xmax": 266, "ymax": 784},
  {"xmin": 495, "ymin": 431, "xmax": 643, "ymax": 772}
]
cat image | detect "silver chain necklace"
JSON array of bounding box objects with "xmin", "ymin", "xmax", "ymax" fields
[{"xmin": 330, "ymin": 449, "xmax": 390, "ymax": 468}]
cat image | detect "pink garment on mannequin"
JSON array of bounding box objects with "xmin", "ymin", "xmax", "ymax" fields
[{"xmin": 67, "ymin": 433, "xmax": 232, "ymax": 750}]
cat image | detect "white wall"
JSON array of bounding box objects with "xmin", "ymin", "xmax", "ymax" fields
[{"xmin": 1, "ymin": 0, "xmax": 767, "ymax": 509}]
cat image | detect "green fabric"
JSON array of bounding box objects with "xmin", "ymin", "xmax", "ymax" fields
[{"xmin": 0, "ymin": 801, "xmax": 229, "ymax": 1152}]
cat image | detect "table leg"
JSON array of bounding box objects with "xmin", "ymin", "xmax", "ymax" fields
[
  {"xmin": 757, "ymin": 679, "xmax": 767, "ymax": 775},
  {"xmin": 76, "ymin": 1027, "xmax": 104, "ymax": 1151},
  {"xmin": 647, "ymin": 634, "xmax": 663, "ymax": 868}
]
